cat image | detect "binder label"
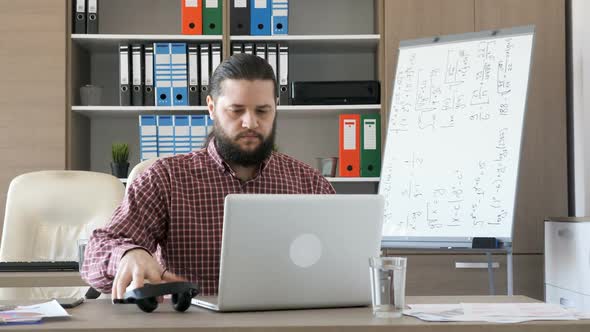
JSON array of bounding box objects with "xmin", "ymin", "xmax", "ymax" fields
[
  {"xmin": 206, "ymin": 0, "xmax": 218, "ymax": 7},
  {"xmin": 88, "ymin": 0, "xmax": 97, "ymax": 13},
  {"xmin": 255, "ymin": 0, "xmax": 267, "ymax": 8},
  {"xmin": 132, "ymin": 53, "xmax": 142, "ymax": 85},
  {"xmin": 120, "ymin": 53, "xmax": 129, "ymax": 85},
  {"xmin": 145, "ymin": 52, "xmax": 154, "ymax": 85},
  {"xmin": 363, "ymin": 119, "xmax": 377, "ymax": 150},
  {"xmin": 279, "ymin": 47, "xmax": 288, "ymax": 85},
  {"xmin": 235, "ymin": 0, "xmax": 247, "ymax": 8},
  {"xmin": 189, "ymin": 53, "xmax": 198, "ymax": 85},
  {"xmin": 343, "ymin": 120, "xmax": 357, "ymax": 150},
  {"xmin": 76, "ymin": 0, "xmax": 85, "ymax": 11},
  {"xmin": 141, "ymin": 126, "xmax": 157, "ymax": 136},
  {"xmin": 186, "ymin": 0, "xmax": 198, "ymax": 7}
]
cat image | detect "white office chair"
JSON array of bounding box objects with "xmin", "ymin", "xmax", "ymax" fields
[
  {"xmin": 126, "ymin": 158, "xmax": 159, "ymax": 194},
  {"xmin": 0, "ymin": 170, "xmax": 125, "ymax": 300}
]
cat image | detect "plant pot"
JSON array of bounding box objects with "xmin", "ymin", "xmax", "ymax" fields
[{"xmin": 110, "ymin": 162, "xmax": 129, "ymax": 178}]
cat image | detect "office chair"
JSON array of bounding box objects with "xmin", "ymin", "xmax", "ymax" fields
[
  {"xmin": 126, "ymin": 158, "xmax": 159, "ymax": 194},
  {"xmin": 0, "ymin": 170, "xmax": 125, "ymax": 300}
]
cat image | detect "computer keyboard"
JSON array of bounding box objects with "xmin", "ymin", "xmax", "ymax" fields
[{"xmin": 0, "ymin": 261, "xmax": 79, "ymax": 272}]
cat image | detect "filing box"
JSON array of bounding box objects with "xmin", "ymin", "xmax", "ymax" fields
[{"xmin": 545, "ymin": 217, "xmax": 590, "ymax": 310}]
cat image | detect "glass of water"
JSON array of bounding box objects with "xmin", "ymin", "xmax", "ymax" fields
[
  {"xmin": 369, "ymin": 256, "xmax": 407, "ymax": 318},
  {"xmin": 77, "ymin": 238, "xmax": 89, "ymax": 270}
]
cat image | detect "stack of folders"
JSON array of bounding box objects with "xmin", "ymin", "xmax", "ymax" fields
[
  {"xmin": 139, "ymin": 115, "xmax": 214, "ymax": 161},
  {"xmin": 230, "ymin": 0, "xmax": 289, "ymax": 36},
  {"xmin": 119, "ymin": 43, "xmax": 222, "ymax": 107},
  {"xmin": 182, "ymin": 0, "xmax": 224, "ymax": 35},
  {"xmin": 338, "ymin": 114, "xmax": 381, "ymax": 178},
  {"xmin": 231, "ymin": 43, "xmax": 290, "ymax": 105},
  {"xmin": 73, "ymin": 0, "xmax": 99, "ymax": 34}
]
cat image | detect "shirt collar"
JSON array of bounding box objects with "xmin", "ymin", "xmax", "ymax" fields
[{"xmin": 206, "ymin": 138, "xmax": 274, "ymax": 179}]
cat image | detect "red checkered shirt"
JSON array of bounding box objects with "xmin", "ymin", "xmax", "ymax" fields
[{"xmin": 81, "ymin": 140, "xmax": 336, "ymax": 295}]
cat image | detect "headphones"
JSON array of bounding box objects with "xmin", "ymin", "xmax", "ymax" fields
[{"xmin": 115, "ymin": 282, "xmax": 200, "ymax": 312}]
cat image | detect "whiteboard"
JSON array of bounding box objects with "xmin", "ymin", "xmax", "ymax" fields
[{"xmin": 379, "ymin": 26, "xmax": 535, "ymax": 248}]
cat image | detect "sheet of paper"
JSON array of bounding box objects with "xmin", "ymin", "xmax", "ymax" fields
[
  {"xmin": 0, "ymin": 300, "xmax": 71, "ymax": 324},
  {"xmin": 404, "ymin": 302, "xmax": 579, "ymax": 323},
  {"xmin": 461, "ymin": 302, "xmax": 577, "ymax": 320}
]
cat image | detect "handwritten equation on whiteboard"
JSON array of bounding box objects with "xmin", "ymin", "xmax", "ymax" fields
[{"xmin": 379, "ymin": 33, "xmax": 533, "ymax": 240}]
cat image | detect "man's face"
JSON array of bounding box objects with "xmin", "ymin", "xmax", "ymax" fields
[{"xmin": 207, "ymin": 79, "xmax": 277, "ymax": 166}]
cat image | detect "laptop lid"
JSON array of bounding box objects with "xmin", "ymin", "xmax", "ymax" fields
[{"xmin": 204, "ymin": 194, "xmax": 384, "ymax": 312}]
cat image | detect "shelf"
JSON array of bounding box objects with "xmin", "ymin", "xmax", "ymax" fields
[
  {"xmin": 326, "ymin": 177, "xmax": 380, "ymax": 182},
  {"xmin": 71, "ymin": 34, "xmax": 223, "ymax": 52},
  {"xmin": 230, "ymin": 34, "xmax": 380, "ymax": 52},
  {"xmin": 71, "ymin": 106, "xmax": 209, "ymax": 117},
  {"xmin": 119, "ymin": 177, "xmax": 377, "ymax": 184},
  {"xmin": 71, "ymin": 105, "xmax": 381, "ymax": 118},
  {"xmin": 71, "ymin": 34, "xmax": 380, "ymax": 53},
  {"xmin": 278, "ymin": 104, "xmax": 381, "ymax": 116}
]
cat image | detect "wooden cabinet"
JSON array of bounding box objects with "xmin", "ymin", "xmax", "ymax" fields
[
  {"xmin": 382, "ymin": 0, "xmax": 566, "ymax": 254},
  {"xmin": 0, "ymin": 0, "xmax": 67, "ymax": 239},
  {"xmin": 474, "ymin": 0, "xmax": 567, "ymax": 254},
  {"xmin": 382, "ymin": 0, "xmax": 475, "ymax": 134},
  {"xmin": 386, "ymin": 252, "xmax": 544, "ymax": 300}
]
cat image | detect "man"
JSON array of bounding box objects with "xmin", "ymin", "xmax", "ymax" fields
[{"xmin": 81, "ymin": 54, "xmax": 336, "ymax": 299}]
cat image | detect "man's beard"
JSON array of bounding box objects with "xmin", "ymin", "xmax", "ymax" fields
[{"xmin": 214, "ymin": 121, "xmax": 276, "ymax": 167}]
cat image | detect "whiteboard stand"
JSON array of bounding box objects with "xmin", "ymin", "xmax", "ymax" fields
[
  {"xmin": 383, "ymin": 246, "xmax": 514, "ymax": 296},
  {"xmin": 379, "ymin": 25, "xmax": 534, "ymax": 298},
  {"xmin": 484, "ymin": 247, "xmax": 513, "ymax": 296}
]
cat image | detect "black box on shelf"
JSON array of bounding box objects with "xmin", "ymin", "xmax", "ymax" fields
[{"xmin": 290, "ymin": 81, "xmax": 380, "ymax": 105}]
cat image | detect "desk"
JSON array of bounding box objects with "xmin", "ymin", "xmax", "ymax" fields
[
  {"xmin": 0, "ymin": 272, "xmax": 86, "ymax": 288},
  {"xmin": 2, "ymin": 295, "xmax": 589, "ymax": 332}
]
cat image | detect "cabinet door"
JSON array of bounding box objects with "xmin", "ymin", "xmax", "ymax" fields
[
  {"xmin": 475, "ymin": 0, "xmax": 567, "ymax": 254},
  {"xmin": 394, "ymin": 253, "xmax": 543, "ymax": 300},
  {"xmin": 383, "ymin": 0, "xmax": 475, "ymax": 133},
  {"xmin": 0, "ymin": 0, "xmax": 67, "ymax": 240}
]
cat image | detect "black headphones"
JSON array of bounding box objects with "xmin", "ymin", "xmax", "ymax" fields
[{"xmin": 114, "ymin": 282, "xmax": 200, "ymax": 312}]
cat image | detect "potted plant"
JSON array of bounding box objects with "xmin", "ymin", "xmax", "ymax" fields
[{"xmin": 111, "ymin": 143, "xmax": 130, "ymax": 178}]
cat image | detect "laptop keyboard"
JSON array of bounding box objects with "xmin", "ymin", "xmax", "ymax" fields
[{"xmin": 0, "ymin": 261, "xmax": 79, "ymax": 272}]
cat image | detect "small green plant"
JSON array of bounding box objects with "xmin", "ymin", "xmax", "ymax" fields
[{"xmin": 111, "ymin": 143, "xmax": 129, "ymax": 164}]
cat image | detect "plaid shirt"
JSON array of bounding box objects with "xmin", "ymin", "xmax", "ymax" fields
[{"xmin": 81, "ymin": 140, "xmax": 336, "ymax": 295}]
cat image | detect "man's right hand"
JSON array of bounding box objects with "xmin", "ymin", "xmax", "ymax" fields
[{"xmin": 112, "ymin": 248, "xmax": 185, "ymax": 300}]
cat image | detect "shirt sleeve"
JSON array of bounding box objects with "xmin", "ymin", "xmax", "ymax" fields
[
  {"xmin": 80, "ymin": 160, "xmax": 171, "ymax": 293},
  {"xmin": 314, "ymin": 172, "xmax": 337, "ymax": 194}
]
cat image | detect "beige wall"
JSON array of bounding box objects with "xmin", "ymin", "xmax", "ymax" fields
[
  {"xmin": 0, "ymin": 1, "xmax": 67, "ymax": 241},
  {"xmin": 571, "ymin": 0, "xmax": 590, "ymax": 216}
]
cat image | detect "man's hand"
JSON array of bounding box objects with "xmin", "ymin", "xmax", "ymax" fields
[{"xmin": 112, "ymin": 248, "xmax": 186, "ymax": 300}]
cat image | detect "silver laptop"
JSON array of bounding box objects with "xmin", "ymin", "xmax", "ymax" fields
[{"xmin": 191, "ymin": 194, "xmax": 384, "ymax": 312}]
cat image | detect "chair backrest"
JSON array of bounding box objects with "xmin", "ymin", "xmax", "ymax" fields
[
  {"xmin": 0, "ymin": 170, "xmax": 125, "ymax": 261},
  {"xmin": 126, "ymin": 158, "xmax": 159, "ymax": 194}
]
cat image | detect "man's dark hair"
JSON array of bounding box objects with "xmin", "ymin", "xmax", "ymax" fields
[{"xmin": 209, "ymin": 53, "xmax": 278, "ymax": 101}]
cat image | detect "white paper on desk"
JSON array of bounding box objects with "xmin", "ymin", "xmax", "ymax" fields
[
  {"xmin": 0, "ymin": 300, "xmax": 70, "ymax": 324},
  {"xmin": 404, "ymin": 304, "xmax": 472, "ymax": 322},
  {"xmin": 404, "ymin": 303, "xmax": 579, "ymax": 323},
  {"xmin": 461, "ymin": 303, "xmax": 577, "ymax": 320},
  {"xmin": 566, "ymin": 308, "xmax": 590, "ymax": 320}
]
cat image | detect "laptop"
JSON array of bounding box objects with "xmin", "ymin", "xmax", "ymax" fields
[{"xmin": 192, "ymin": 194, "xmax": 384, "ymax": 312}]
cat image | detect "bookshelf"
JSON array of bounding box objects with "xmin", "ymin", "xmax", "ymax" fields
[
  {"xmin": 71, "ymin": 104, "xmax": 381, "ymax": 117},
  {"xmin": 72, "ymin": 34, "xmax": 223, "ymax": 52},
  {"xmin": 119, "ymin": 177, "xmax": 380, "ymax": 184},
  {"xmin": 67, "ymin": 0, "xmax": 385, "ymax": 191}
]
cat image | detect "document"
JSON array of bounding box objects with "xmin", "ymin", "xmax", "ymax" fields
[
  {"xmin": 404, "ymin": 302, "xmax": 581, "ymax": 323},
  {"xmin": 0, "ymin": 300, "xmax": 70, "ymax": 324}
]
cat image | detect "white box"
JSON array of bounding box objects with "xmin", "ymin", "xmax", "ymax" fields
[
  {"xmin": 545, "ymin": 284, "xmax": 590, "ymax": 311},
  {"xmin": 545, "ymin": 220, "xmax": 590, "ymax": 295}
]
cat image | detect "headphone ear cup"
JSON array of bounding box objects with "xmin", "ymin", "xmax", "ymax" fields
[
  {"xmin": 171, "ymin": 292, "xmax": 192, "ymax": 312},
  {"xmin": 136, "ymin": 297, "xmax": 158, "ymax": 313}
]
